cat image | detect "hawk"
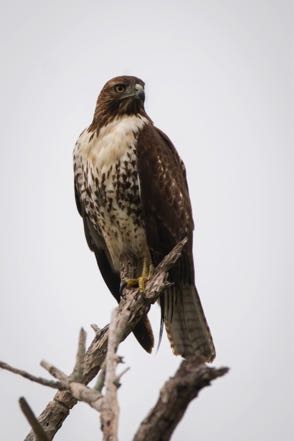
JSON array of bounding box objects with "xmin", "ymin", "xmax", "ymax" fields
[{"xmin": 73, "ymin": 76, "xmax": 215, "ymax": 360}]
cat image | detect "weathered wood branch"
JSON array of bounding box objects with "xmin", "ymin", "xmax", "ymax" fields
[
  {"xmin": 0, "ymin": 361, "xmax": 66, "ymax": 391},
  {"xmin": 23, "ymin": 325, "xmax": 109, "ymax": 441},
  {"xmin": 1, "ymin": 238, "xmax": 229, "ymax": 441},
  {"xmin": 4, "ymin": 324, "xmax": 125, "ymax": 439},
  {"xmin": 133, "ymin": 356, "xmax": 229, "ymax": 441},
  {"xmin": 100, "ymin": 308, "xmax": 120, "ymax": 441},
  {"xmin": 0, "ymin": 239, "xmax": 188, "ymax": 441},
  {"xmin": 19, "ymin": 398, "xmax": 50, "ymax": 441}
]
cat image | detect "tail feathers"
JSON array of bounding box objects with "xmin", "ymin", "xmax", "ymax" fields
[
  {"xmin": 163, "ymin": 285, "xmax": 215, "ymax": 361},
  {"xmin": 133, "ymin": 315, "xmax": 154, "ymax": 353}
]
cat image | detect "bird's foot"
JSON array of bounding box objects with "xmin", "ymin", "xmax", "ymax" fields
[
  {"xmin": 123, "ymin": 275, "xmax": 149, "ymax": 293},
  {"xmin": 122, "ymin": 258, "xmax": 152, "ymax": 293},
  {"xmin": 126, "ymin": 278, "xmax": 140, "ymax": 288}
]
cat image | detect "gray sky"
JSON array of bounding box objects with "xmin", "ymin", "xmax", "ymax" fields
[{"xmin": 0, "ymin": 1, "xmax": 293, "ymax": 440}]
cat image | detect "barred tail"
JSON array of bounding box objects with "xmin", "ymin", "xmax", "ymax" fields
[{"xmin": 163, "ymin": 284, "xmax": 215, "ymax": 360}]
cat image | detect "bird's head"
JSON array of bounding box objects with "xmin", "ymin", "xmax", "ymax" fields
[{"xmin": 91, "ymin": 76, "xmax": 148, "ymax": 131}]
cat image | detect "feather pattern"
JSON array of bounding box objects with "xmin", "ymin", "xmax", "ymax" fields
[
  {"xmin": 136, "ymin": 124, "xmax": 215, "ymax": 360},
  {"xmin": 73, "ymin": 75, "xmax": 215, "ymax": 359}
]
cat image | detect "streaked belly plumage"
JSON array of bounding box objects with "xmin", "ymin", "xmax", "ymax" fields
[{"xmin": 73, "ymin": 115, "xmax": 149, "ymax": 271}]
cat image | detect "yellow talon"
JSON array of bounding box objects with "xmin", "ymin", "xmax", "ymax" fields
[
  {"xmin": 126, "ymin": 278, "xmax": 139, "ymax": 288},
  {"xmin": 125, "ymin": 276, "xmax": 148, "ymax": 292},
  {"xmin": 124, "ymin": 257, "xmax": 152, "ymax": 293}
]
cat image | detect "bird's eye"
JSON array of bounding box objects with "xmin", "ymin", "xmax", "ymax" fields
[{"xmin": 114, "ymin": 84, "xmax": 126, "ymax": 93}]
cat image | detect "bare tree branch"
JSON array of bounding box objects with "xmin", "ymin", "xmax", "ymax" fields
[
  {"xmin": 19, "ymin": 397, "xmax": 50, "ymax": 441},
  {"xmin": 71, "ymin": 328, "xmax": 86, "ymax": 381},
  {"xmin": 115, "ymin": 367, "xmax": 130, "ymax": 387},
  {"xmin": 133, "ymin": 356, "xmax": 229, "ymax": 441},
  {"xmin": 16, "ymin": 314, "xmax": 127, "ymax": 440},
  {"xmin": 23, "ymin": 326, "xmax": 109, "ymax": 441},
  {"xmin": 40, "ymin": 361, "xmax": 68, "ymax": 384},
  {"xmin": 3, "ymin": 331, "xmax": 109, "ymax": 419},
  {"xmin": 68, "ymin": 382, "xmax": 102, "ymax": 411},
  {"xmin": 2, "ymin": 239, "xmax": 226, "ymax": 441},
  {"xmin": 94, "ymin": 362, "xmax": 106, "ymax": 393},
  {"xmin": 21, "ymin": 238, "xmax": 188, "ymax": 440},
  {"xmin": 100, "ymin": 308, "xmax": 120, "ymax": 441},
  {"xmin": 90, "ymin": 323, "xmax": 101, "ymax": 334},
  {"xmin": 0, "ymin": 361, "xmax": 65, "ymax": 391}
]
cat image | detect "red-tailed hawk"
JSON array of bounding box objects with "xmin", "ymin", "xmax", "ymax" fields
[{"xmin": 73, "ymin": 76, "xmax": 215, "ymax": 360}]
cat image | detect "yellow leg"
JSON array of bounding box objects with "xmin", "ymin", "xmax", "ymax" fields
[
  {"xmin": 125, "ymin": 257, "xmax": 152, "ymax": 292},
  {"xmin": 138, "ymin": 258, "xmax": 151, "ymax": 292}
]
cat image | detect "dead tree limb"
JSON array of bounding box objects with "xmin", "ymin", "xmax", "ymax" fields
[
  {"xmin": 0, "ymin": 362, "xmax": 65, "ymax": 391},
  {"xmin": 133, "ymin": 356, "xmax": 229, "ymax": 441},
  {"xmin": 0, "ymin": 239, "xmax": 188, "ymax": 441},
  {"xmin": 100, "ymin": 308, "xmax": 120, "ymax": 441},
  {"xmin": 8, "ymin": 326, "xmax": 121, "ymax": 439},
  {"xmin": 19, "ymin": 398, "xmax": 50, "ymax": 441}
]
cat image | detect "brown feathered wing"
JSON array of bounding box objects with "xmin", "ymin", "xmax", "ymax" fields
[{"xmin": 136, "ymin": 124, "xmax": 215, "ymax": 360}]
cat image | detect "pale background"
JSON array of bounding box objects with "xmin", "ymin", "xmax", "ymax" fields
[{"xmin": 0, "ymin": 1, "xmax": 293, "ymax": 440}]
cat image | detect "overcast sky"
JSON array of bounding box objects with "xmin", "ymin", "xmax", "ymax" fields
[{"xmin": 0, "ymin": 1, "xmax": 293, "ymax": 440}]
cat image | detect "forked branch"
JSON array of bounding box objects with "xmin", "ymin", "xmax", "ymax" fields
[
  {"xmin": 0, "ymin": 239, "xmax": 189, "ymax": 440},
  {"xmin": 133, "ymin": 357, "xmax": 229, "ymax": 441},
  {"xmin": 0, "ymin": 238, "xmax": 229, "ymax": 441}
]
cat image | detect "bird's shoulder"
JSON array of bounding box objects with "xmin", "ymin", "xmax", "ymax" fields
[
  {"xmin": 136, "ymin": 123, "xmax": 194, "ymax": 238},
  {"xmin": 136, "ymin": 123, "xmax": 190, "ymax": 197}
]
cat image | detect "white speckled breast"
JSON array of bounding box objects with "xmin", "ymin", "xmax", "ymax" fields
[{"xmin": 73, "ymin": 115, "xmax": 149, "ymax": 271}]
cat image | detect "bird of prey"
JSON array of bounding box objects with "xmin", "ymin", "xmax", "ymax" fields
[{"xmin": 73, "ymin": 76, "xmax": 215, "ymax": 360}]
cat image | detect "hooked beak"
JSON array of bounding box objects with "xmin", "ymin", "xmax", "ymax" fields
[
  {"xmin": 120, "ymin": 83, "xmax": 145, "ymax": 102},
  {"xmin": 134, "ymin": 83, "xmax": 145, "ymax": 101}
]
